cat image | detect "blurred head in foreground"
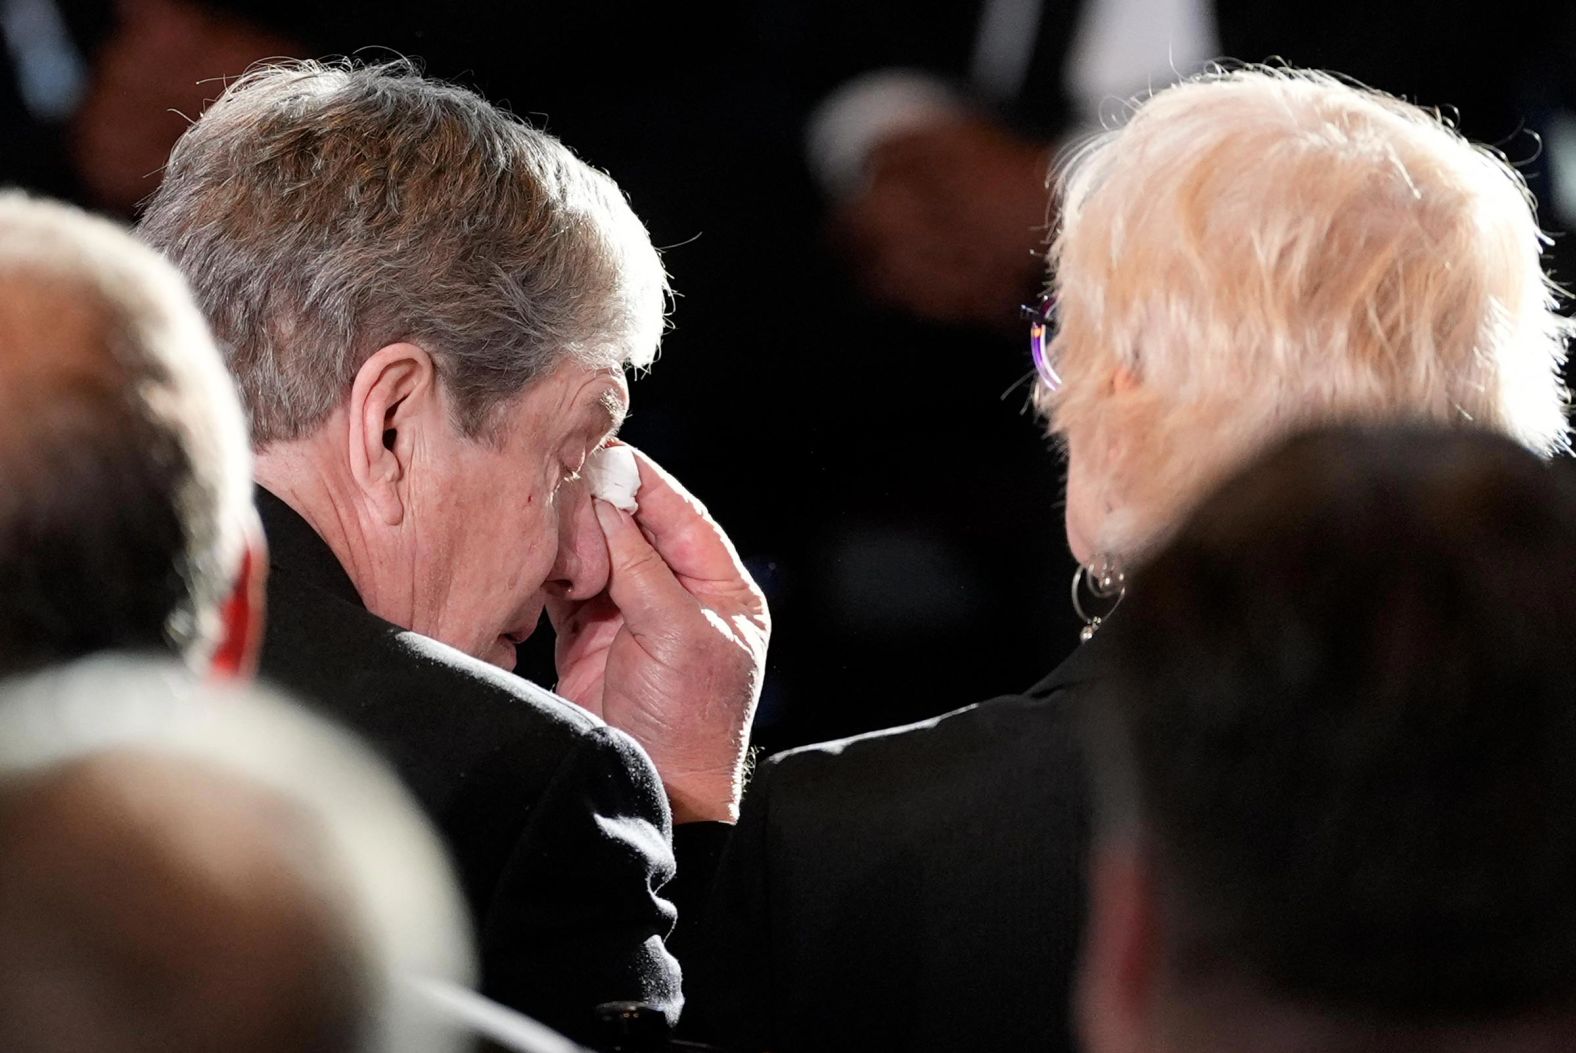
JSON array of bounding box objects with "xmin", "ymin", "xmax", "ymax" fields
[
  {"xmin": 0, "ymin": 656, "xmax": 475, "ymax": 1053},
  {"xmin": 1037, "ymin": 67, "xmax": 1570, "ymax": 569},
  {"xmin": 0, "ymin": 193, "xmax": 259, "ymax": 676},
  {"xmin": 1078, "ymin": 425, "xmax": 1576, "ymax": 1053}
]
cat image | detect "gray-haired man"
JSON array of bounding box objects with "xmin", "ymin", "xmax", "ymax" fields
[{"xmin": 139, "ymin": 59, "xmax": 769, "ymax": 1042}]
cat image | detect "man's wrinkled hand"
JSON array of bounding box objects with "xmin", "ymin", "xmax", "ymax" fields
[{"xmin": 547, "ymin": 448, "xmax": 769, "ymax": 824}]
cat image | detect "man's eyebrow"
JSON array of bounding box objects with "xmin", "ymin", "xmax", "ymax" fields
[{"xmin": 594, "ymin": 388, "xmax": 628, "ymax": 438}]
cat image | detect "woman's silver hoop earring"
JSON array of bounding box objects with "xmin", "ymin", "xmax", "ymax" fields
[{"xmin": 1071, "ymin": 556, "xmax": 1125, "ymax": 642}]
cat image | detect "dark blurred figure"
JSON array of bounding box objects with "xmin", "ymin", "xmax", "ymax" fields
[
  {"xmin": 800, "ymin": 0, "xmax": 1576, "ymax": 325},
  {"xmin": 1079, "ymin": 425, "xmax": 1576, "ymax": 1053},
  {"xmin": 0, "ymin": 0, "xmax": 307, "ymax": 214},
  {"xmin": 0, "ymin": 0, "xmax": 103, "ymax": 199},
  {"xmin": 0, "ymin": 656, "xmax": 475, "ymax": 1053},
  {"xmin": 0, "ymin": 191, "xmax": 259, "ymax": 676},
  {"xmin": 67, "ymin": 0, "xmax": 304, "ymax": 214}
]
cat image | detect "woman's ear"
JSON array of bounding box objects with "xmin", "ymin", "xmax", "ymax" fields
[{"xmin": 345, "ymin": 343, "xmax": 438, "ymax": 526}]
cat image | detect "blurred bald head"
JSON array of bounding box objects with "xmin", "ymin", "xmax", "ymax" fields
[
  {"xmin": 0, "ymin": 193, "xmax": 255, "ymax": 674},
  {"xmin": 0, "ymin": 752, "xmax": 365, "ymax": 1052},
  {"xmin": 0, "ymin": 656, "xmax": 476, "ymax": 1053}
]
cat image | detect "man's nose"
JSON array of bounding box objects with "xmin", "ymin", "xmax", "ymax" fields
[{"xmin": 542, "ymin": 478, "xmax": 611, "ymax": 601}]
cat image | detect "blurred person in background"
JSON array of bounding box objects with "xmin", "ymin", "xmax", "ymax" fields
[
  {"xmin": 691, "ymin": 67, "xmax": 1571, "ymax": 1053},
  {"xmin": 0, "ymin": 190, "xmax": 259, "ymax": 677},
  {"xmin": 803, "ymin": 0, "xmax": 1576, "ymax": 329},
  {"xmin": 0, "ymin": 0, "xmax": 308, "ymax": 212},
  {"xmin": 0, "ymin": 655, "xmax": 474, "ymax": 1053},
  {"xmin": 138, "ymin": 59, "xmax": 769, "ymax": 1041},
  {"xmin": 1079, "ymin": 425, "xmax": 1576, "ymax": 1053}
]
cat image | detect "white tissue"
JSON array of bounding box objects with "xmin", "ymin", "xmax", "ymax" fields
[{"xmin": 585, "ymin": 445, "xmax": 640, "ymax": 512}]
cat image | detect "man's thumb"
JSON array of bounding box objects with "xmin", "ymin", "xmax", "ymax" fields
[{"xmin": 594, "ymin": 499, "xmax": 690, "ymax": 623}]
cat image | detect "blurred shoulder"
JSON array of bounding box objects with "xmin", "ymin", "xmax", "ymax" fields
[
  {"xmin": 760, "ymin": 690, "xmax": 1071, "ymax": 811},
  {"xmin": 761, "ymin": 637, "xmax": 1106, "ymax": 804}
]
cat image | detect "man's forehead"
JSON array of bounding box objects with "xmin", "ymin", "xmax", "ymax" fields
[
  {"xmin": 592, "ymin": 385, "xmax": 628, "ymax": 437},
  {"xmin": 516, "ymin": 359, "xmax": 628, "ymax": 443}
]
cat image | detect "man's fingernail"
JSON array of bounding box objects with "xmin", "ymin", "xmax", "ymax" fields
[{"xmin": 593, "ymin": 498, "xmax": 621, "ymax": 532}]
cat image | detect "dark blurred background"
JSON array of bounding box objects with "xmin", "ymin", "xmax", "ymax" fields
[{"xmin": 8, "ymin": 0, "xmax": 1572, "ymax": 752}]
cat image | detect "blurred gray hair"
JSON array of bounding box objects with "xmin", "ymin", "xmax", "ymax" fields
[
  {"xmin": 139, "ymin": 59, "xmax": 669, "ymax": 445},
  {"xmin": 0, "ymin": 656, "xmax": 476, "ymax": 1053},
  {"xmin": 0, "ymin": 192, "xmax": 253, "ymax": 667}
]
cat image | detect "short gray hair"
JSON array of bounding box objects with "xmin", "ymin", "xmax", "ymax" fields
[
  {"xmin": 0, "ymin": 192, "xmax": 253, "ymax": 668},
  {"xmin": 139, "ymin": 59, "xmax": 668, "ymax": 445}
]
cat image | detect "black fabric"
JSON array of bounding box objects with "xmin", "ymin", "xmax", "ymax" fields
[
  {"xmin": 665, "ymin": 821, "xmax": 734, "ymax": 967},
  {"xmin": 687, "ymin": 636, "xmax": 1106, "ymax": 1053},
  {"xmin": 253, "ymin": 487, "xmax": 683, "ymax": 1044}
]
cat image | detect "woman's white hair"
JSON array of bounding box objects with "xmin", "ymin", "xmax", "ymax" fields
[{"xmin": 1039, "ymin": 66, "xmax": 1572, "ymax": 561}]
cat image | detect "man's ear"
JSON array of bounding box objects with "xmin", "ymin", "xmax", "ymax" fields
[
  {"xmin": 209, "ymin": 515, "xmax": 267, "ymax": 681},
  {"xmin": 345, "ymin": 343, "xmax": 439, "ymax": 526},
  {"xmin": 1077, "ymin": 838, "xmax": 1162, "ymax": 1053}
]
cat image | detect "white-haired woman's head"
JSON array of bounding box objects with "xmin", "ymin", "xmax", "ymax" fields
[{"xmin": 1038, "ymin": 66, "xmax": 1571, "ymax": 566}]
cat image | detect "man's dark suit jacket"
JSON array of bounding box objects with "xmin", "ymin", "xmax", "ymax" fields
[
  {"xmin": 254, "ymin": 488, "xmax": 682, "ymax": 1043},
  {"xmin": 687, "ymin": 636, "xmax": 1104, "ymax": 1052}
]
